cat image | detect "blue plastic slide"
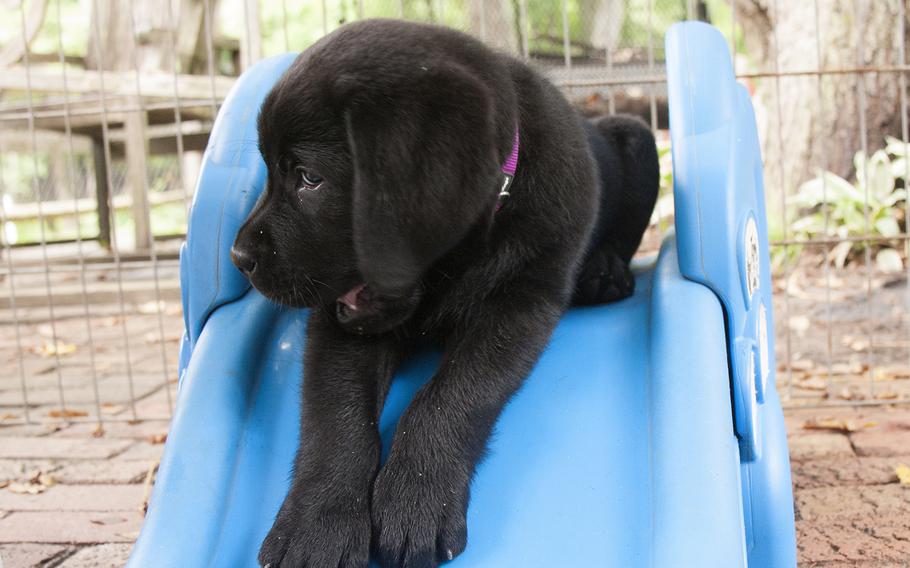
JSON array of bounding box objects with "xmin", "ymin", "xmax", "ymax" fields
[{"xmin": 128, "ymin": 22, "xmax": 797, "ymax": 568}]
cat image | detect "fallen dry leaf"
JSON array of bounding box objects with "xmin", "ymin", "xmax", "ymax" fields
[
  {"xmin": 35, "ymin": 365, "xmax": 57, "ymax": 376},
  {"xmin": 875, "ymin": 391, "xmax": 900, "ymax": 400},
  {"xmin": 0, "ymin": 413, "xmax": 19, "ymax": 421},
  {"xmin": 874, "ymin": 366, "xmax": 910, "ymax": 381},
  {"xmin": 31, "ymin": 341, "xmax": 77, "ymax": 358},
  {"xmin": 0, "ymin": 480, "xmax": 9, "ymax": 489},
  {"xmin": 795, "ymin": 376, "xmax": 828, "ymax": 391},
  {"xmin": 143, "ymin": 331, "xmax": 182, "ymax": 345},
  {"xmin": 101, "ymin": 403, "xmax": 125, "ymax": 415},
  {"xmin": 784, "ymin": 360, "xmax": 815, "ymax": 372},
  {"xmin": 90, "ymin": 516, "xmax": 127, "ymax": 526},
  {"xmin": 97, "ymin": 316, "xmax": 122, "ymax": 327},
  {"xmin": 137, "ymin": 301, "xmax": 167, "ymax": 315},
  {"xmin": 896, "ymin": 463, "xmax": 910, "ymax": 486},
  {"xmin": 802, "ymin": 417, "xmax": 873, "ymax": 433},
  {"xmin": 147, "ymin": 433, "xmax": 167, "ymax": 445},
  {"xmin": 29, "ymin": 472, "xmax": 57, "ymax": 487},
  {"xmin": 46, "ymin": 409, "xmax": 88, "ymax": 419},
  {"xmin": 831, "ymin": 362, "xmax": 867, "ymax": 375},
  {"xmin": 141, "ymin": 460, "xmax": 160, "ymax": 514},
  {"xmin": 7, "ymin": 482, "xmax": 47, "ymax": 495},
  {"xmin": 838, "ymin": 387, "xmax": 865, "ymax": 401}
]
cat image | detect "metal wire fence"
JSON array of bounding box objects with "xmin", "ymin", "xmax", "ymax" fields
[{"xmin": 1, "ymin": 0, "xmax": 908, "ymax": 428}]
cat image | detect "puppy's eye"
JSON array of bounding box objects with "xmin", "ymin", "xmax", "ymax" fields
[{"xmin": 295, "ymin": 166, "xmax": 324, "ymax": 191}]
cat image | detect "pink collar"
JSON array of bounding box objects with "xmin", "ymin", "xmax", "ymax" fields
[{"xmin": 496, "ymin": 128, "xmax": 520, "ymax": 211}]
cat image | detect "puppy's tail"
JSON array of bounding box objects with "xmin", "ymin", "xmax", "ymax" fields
[{"xmin": 586, "ymin": 114, "xmax": 660, "ymax": 264}]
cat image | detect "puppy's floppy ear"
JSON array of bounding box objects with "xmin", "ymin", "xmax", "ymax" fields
[{"xmin": 340, "ymin": 63, "xmax": 500, "ymax": 295}]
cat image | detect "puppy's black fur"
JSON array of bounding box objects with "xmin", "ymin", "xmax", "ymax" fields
[{"xmin": 232, "ymin": 19, "xmax": 658, "ymax": 568}]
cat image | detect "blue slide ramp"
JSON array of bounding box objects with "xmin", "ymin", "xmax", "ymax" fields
[{"xmin": 128, "ymin": 22, "xmax": 796, "ymax": 568}]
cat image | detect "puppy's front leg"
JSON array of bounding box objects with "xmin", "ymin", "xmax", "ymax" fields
[
  {"xmin": 260, "ymin": 310, "xmax": 403, "ymax": 568},
  {"xmin": 371, "ymin": 292, "xmax": 563, "ymax": 568}
]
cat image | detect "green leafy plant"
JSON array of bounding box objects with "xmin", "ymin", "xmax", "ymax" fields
[{"xmin": 788, "ymin": 140, "xmax": 909, "ymax": 272}]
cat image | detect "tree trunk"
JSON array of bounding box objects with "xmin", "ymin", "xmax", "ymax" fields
[
  {"xmin": 0, "ymin": 0, "xmax": 48, "ymax": 68},
  {"xmin": 583, "ymin": 0, "xmax": 624, "ymax": 54},
  {"xmin": 466, "ymin": 0, "xmax": 519, "ymax": 54},
  {"xmin": 86, "ymin": 0, "xmax": 207, "ymax": 72},
  {"xmin": 732, "ymin": 0, "xmax": 906, "ymax": 201}
]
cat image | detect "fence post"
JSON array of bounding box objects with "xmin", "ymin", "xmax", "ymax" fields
[
  {"xmin": 91, "ymin": 136, "xmax": 112, "ymax": 249},
  {"xmin": 124, "ymin": 103, "xmax": 152, "ymax": 251},
  {"xmin": 240, "ymin": 0, "xmax": 262, "ymax": 71}
]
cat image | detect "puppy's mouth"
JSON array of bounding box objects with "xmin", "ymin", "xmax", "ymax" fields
[
  {"xmin": 334, "ymin": 282, "xmax": 423, "ymax": 335},
  {"xmin": 337, "ymin": 283, "xmax": 367, "ymax": 312}
]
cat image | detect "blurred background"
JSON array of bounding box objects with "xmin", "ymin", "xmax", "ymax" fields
[{"xmin": 1, "ymin": 0, "xmax": 910, "ymax": 428}]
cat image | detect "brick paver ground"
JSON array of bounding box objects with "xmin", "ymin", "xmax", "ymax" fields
[
  {"xmin": 2, "ymin": 301, "xmax": 910, "ymax": 566},
  {"xmin": 1, "ymin": 299, "xmax": 178, "ymax": 568},
  {"xmin": 2, "ymin": 405, "xmax": 908, "ymax": 567},
  {"xmin": 786, "ymin": 405, "xmax": 910, "ymax": 568}
]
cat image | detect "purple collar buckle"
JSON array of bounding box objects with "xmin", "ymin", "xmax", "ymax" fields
[{"xmin": 496, "ymin": 128, "xmax": 520, "ymax": 211}]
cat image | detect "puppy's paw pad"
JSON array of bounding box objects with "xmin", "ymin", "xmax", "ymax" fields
[{"xmin": 574, "ymin": 247, "xmax": 635, "ymax": 305}]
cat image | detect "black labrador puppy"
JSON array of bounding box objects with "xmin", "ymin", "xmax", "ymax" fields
[{"xmin": 231, "ymin": 18, "xmax": 659, "ymax": 568}]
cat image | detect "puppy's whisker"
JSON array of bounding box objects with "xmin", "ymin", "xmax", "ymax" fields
[
  {"xmin": 303, "ymin": 281, "xmax": 319, "ymax": 306},
  {"xmin": 309, "ymin": 277, "xmax": 333, "ymax": 291},
  {"xmin": 303, "ymin": 274, "xmax": 327, "ymax": 299},
  {"xmin": 290, "ymin": 283, "xmax": 300, "ymax": 307}
]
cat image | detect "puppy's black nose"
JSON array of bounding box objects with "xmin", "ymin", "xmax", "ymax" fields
[{"xmin": 230, "ymin": 246, "xmax": 257, "ymax": 277}]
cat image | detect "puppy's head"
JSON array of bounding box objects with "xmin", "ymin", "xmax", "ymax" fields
[{"xmin": 231, "ymin": 23, "xmax": 503, "ymax": 333}]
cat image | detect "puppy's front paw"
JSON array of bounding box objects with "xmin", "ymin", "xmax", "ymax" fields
[
  {"xmin": 371, "ymin": 462, "xmax": 468, "ymax": 568},
  {"xmin": 259, "ymin": 492, "xmax": 370, "ymax": 568}
]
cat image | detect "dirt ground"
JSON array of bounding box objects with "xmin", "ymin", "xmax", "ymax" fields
[{"xmin": 773, "ymin": 253, "xmax": 910, "ymax": 406}]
